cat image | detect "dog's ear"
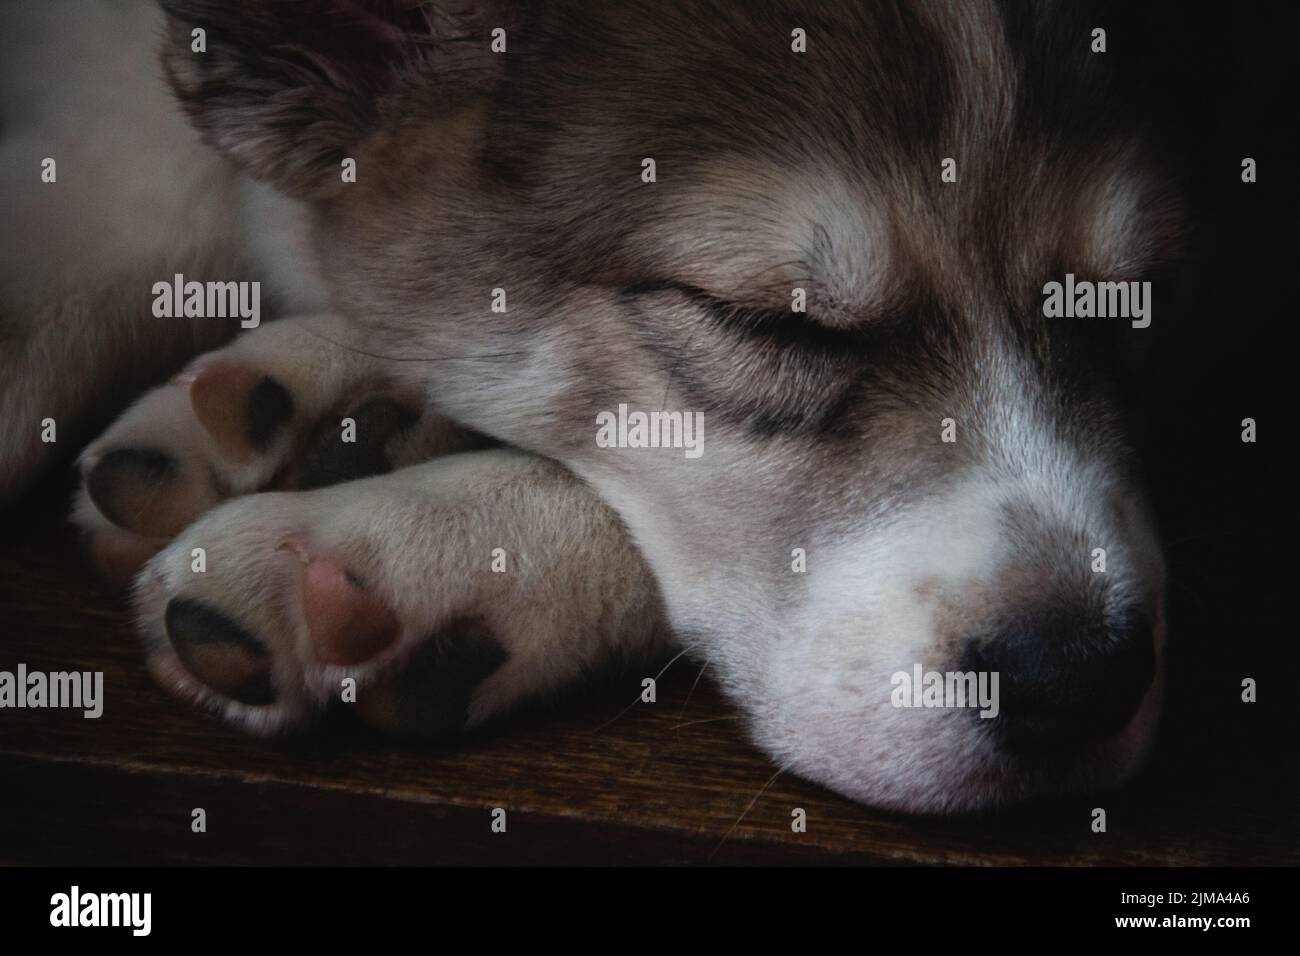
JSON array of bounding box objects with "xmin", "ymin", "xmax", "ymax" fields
[{"xmin": 159, "ymin": 0, "xmax": 515, "ymax": 198}]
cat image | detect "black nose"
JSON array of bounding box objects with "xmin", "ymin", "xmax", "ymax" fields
[{"xmin": 966, "ymin": 612, "xmax": 1155, "ymax": 751}]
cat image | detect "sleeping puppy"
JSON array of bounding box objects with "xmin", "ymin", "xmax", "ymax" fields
[{"xmin": 0, "ymin": 0, "xmax": 1184, "ymax": 813}]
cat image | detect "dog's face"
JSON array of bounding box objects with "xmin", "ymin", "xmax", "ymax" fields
[{"xmin": 166, "ymin": 0, "xmax": 1182, "ymax": 811}]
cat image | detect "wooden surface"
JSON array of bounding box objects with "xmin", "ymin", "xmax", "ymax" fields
[{"xmin": 1, "ymin": 460, "xmax": 1295, "ymax": 867}]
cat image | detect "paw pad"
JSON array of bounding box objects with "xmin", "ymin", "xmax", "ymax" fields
[
  {"xmin": 85, "ymin": 447, "xmax": 210, "ymax": 538},
  {"xmin": 163, "ymin": 597, "xmax": 275, "ymax": 705},
  {"xmin": 300, "ymin": 557, "xmax": 401, "ymax": 666},
  {"xmin": 190, "ymin": 363, "xmax": 294, "ymax": 462}
]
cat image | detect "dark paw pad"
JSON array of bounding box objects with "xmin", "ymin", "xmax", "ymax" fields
[
  {"xmin": 354, "ymin": 618, "xmax": 507, "ymax": 739},
  {"xmin": 164, "ymin": 597, "xmax": 275, "ymax": 705},
  {"xmin": 85, "ymin": 448, "xmax": 192, "ymax": 537},
  {"xmin": 294, "ymin": 397, "xmax": 420, "ymax": 490}
]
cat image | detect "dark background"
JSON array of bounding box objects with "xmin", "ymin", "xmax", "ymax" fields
[{"xmin": 1118, "ymin": 0, "xmax": 1295, "ymax": 856}]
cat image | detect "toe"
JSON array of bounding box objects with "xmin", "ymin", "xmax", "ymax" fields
[
  {"xmin": 164, "ymin": 597, "xmax": 276, "ymax": 705},
  {"xmin": 190, "ymin": 363, "xmax": 295, "ymax": 463},
  {"xmin": 297, "ymin": 554, "xmax": 401, "ymax": 666},
  {"xmin": 85, "ymin": 447, "xmax": 214, "ymax": 538}
]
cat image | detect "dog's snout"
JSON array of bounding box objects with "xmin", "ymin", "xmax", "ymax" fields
[{"xmin": 969, "ymin": 612, "xmax": 1155, "ymax": 752}]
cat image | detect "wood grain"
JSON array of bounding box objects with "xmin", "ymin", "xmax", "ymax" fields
[{"xmin": 1, "ymin": 469, "xmax": 1295, "ymax": 866}]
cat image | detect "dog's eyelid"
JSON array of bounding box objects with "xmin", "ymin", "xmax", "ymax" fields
[
  {"xmin": 624, "ymin": 280, "xmax": 796, "ymax": 325},
  {"xmin": 622, "ymin": 279, "xmax": 726, "ymax": 304},
  {"xmin": 623, "ymin": 280, "xmax": 891, "ymax": 359},
  {"xmin": 621, "ymin": 279, "xmax": 691, "ymax": 298},
  {"xmin": 625, "ymin": 281, "xmax": 911, "ymax": 352}
]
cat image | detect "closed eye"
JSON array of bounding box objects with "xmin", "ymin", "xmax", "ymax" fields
[{"xmin": 623, "ymin": 280, "xmax": 882, "ymax": 354}]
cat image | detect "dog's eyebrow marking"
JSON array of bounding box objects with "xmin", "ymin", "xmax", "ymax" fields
[
  {"xmin": 642, "ymin": 160, "xmax": 898, "ymax": 327},
  {"xmin": 1078, "ymin": 165, "xmax": 1183, "ymax": 277},
  {"xmin": 802, "ymin": 184, "xmax": 898, "ymax": 329}
]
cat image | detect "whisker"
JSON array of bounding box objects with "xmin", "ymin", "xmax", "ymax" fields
[
  {"xmin": 668, "ymin": 715, "xmax": 739, "ymax": 731},
  {"xmin": 589, "ymin": 646, "xmax": 690, "ymax": 734},
  {"xmin": 708, "ymin": 764, "xmax": 786, "ymax": 862},
  {"xmin": 676, "ymin": 660, "xmax": 711, "ymax": 728}
]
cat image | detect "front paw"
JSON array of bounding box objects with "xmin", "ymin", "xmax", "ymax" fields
[
  {"xmin": 73, "ymin": 314, "xmax": 482, "ymax": 587},
  {"xmin": 133, "ymin": 492, "xmax": 408, "ymax": 735},
  {"xmin": 131, "ymin": 481, "xmax": 513, "ymax": 739}
]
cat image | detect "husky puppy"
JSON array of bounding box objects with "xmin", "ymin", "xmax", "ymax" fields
[{"xmin": 0, "ymin": 0, "xmax": 1184, "ymax": 813}]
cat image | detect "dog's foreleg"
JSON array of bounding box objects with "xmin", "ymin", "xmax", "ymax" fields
[{"xmin": 128, "ymin": 449, "xmax": 670, "ymax": 736}]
